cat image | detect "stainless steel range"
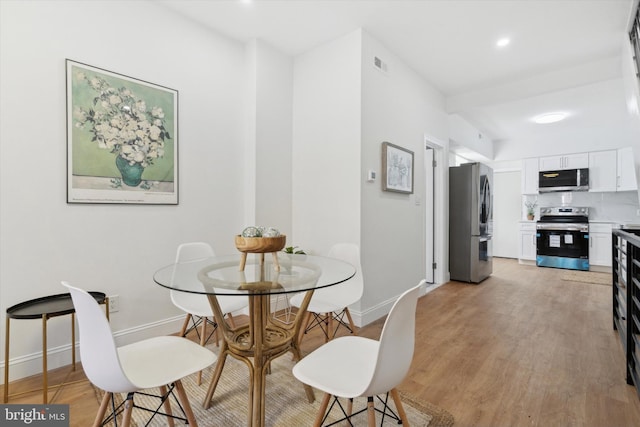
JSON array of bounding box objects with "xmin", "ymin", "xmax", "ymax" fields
[{"xmin": 536, "ymin": 206, "xmax": 590, "ymax": 271}]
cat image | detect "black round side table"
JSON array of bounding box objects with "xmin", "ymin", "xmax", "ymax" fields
[{"xmin": 3, "ymin": 291, "xmax": 108, "ymax": 403}]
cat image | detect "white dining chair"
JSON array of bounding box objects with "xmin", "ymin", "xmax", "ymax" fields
[
  {"xmin": 171, "ymin": 242, "xmax": 248, "ymax": 382},
  {"xmin": 289, "ymin": 243, "xmax": 363, "ymax": 344},
  {"xmin": 63, "ymin": 281, "xmax": 216, "ymax": 427},
  {"xmin": 173, "ymin": 242, "xmax": 247, "ymax": 337},
  {"xmin": 292, "ymin": 280, "xmax": 424, "ymax": 427}
]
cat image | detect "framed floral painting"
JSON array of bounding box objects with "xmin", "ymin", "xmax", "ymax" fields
[
  {"xmin": 66, "ymin": 60, "xmax": 178, "ymax": 204},
  {"xmin": 381, "ymin": 141, "xmax": 414, "ymax": 194}
]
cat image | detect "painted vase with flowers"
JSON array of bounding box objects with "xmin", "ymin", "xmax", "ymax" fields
[{"xmin": 72, "ymin": 72, "xmax": 170, "ymax": 187}]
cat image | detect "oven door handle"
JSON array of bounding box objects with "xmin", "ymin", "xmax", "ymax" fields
[{"xmin": 536, "ymin": 223, "xmax": 588, "ymax": 232}]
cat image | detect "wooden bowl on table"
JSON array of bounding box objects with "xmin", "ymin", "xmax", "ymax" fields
[{"xmin": 235, "ymin": 235, "xmax": 286, "ymax": 271}]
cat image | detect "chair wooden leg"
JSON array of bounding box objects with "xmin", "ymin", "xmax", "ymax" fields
[
  {"xmin": 195, "ymin": 319, "xmax": 208, "ymax": 386},
  {"xmin": 366, "ymin": 396, "xmax": 376, "ymax": 427},
  {"xmin": 179, "ymin": 314, "xmax": 192, "ymax": 337},
  {"xmin": 314, "ymin": 393, "xmax": 331, "ymax": 427},
  {"xmin": 327, "ymin": 313, "xmax": 334, "ymax": 341},
  {"xmin": 199, "ymin": 318, "xmax": 207, "ymax": 347},
  {"xmin": 346, "ymin": 398, "xmax": 353, "ymax": 427},
  {"xmin": 344, "ymin": 307, "xmax": 357, "ymax": 336},
  {"xmin": 159, "ymin": 385, "xmax": 174, "ymax": 427},
  {"xmin": 175, "ymin": 379, "xmax": 199, "ymax": 427},
  {"xmin": 204, "ymin": 346, "xmax": 228, "ymax": 409},
  {"xmin": 122, "ymin": 393, "xmax": 134, "ymax": 427},
  {"xmin": 226, "ymin": 312, "xmax": 236, "ymax": 327},
  {"xmin": 93, "ymin": 392, "xmax": 112, "ymax": 427},
  {"xmin": 390, "ymin": 388, "xmax": 410, "ymax": 426},
  {"xmin": 297, "ymin": 311, "xmax": 312, "ymax": 346}
]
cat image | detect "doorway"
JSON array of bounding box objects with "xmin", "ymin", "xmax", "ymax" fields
[
  {"xmin": 493, "ymin": 170, "xmax": 521, "ymax": 258},
  {"xmin": 425, "ymin": 146, "xmax": 434, "ymax": 283}
]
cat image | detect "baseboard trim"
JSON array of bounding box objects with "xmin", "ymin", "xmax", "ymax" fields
[{"xmin": 353, "ymin": 280, "xmax": 444, "ymax": 327}]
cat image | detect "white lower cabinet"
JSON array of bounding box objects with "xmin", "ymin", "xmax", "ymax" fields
[
  {"xmin": 519, "ymin": 222, "xmax": 537, "ymax": 261},
  {"xmin": 589, "ymin": 223, "xmax": 613, "ymax": 267}
]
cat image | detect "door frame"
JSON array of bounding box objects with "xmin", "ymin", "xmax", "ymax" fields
[{"xmin": 424, "ymin": 134, "xmax": 447, "ymax": 285}]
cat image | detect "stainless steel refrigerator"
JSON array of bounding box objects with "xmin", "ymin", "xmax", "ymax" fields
[{"xmin": 449, "ymin": 162, "xmax": 493, "ymax": 283}]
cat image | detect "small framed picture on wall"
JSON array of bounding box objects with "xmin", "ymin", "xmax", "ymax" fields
[{"xmin": 381, "ymin": 141, "xmax": 414, "ymax": 194}]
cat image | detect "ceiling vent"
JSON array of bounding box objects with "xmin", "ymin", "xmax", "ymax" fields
[{"xmin": 373, "ymin": 56, "xmax": 388, "ymax": 73}]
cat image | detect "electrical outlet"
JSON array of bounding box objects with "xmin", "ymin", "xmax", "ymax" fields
[{"xmin": 108, "ymin": 295, "xmax": 119, "ymax": 313}]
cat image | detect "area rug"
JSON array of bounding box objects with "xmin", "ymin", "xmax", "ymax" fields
[
  {"xmin": 561, "ymin": 270, "xmax": 611, "ymax": 286},
  {"xmin": 95, "ymin": 350, "xmax": 454, "ymax": 426}
]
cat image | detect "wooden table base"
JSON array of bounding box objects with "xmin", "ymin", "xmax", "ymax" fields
[{"xmin": 203, "ymin": 290, "xmax": 315, "ymax": 427}]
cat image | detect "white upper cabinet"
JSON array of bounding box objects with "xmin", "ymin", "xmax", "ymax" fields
[
  {"xmin": 522, "ymin": 148, "xmax": 636, "ymax": 195},
  {"xmin": 521, "ymin": 157, "xmax": 539, "ymax": 195},
  {"xmin": 588, "ymin": 150, "xmax": 617, "ymax": 192},
  {"xmin": 539, "ymin": 153, "xmax": 589, "ymax": 171},
  {"xmin": 617, "ymin": 147, "xmax": 638, "ymax": 191}
]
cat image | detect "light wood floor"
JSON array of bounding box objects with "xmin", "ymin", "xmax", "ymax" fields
[{"xmin": 4, "ymin": 258, "xmax": 640, "ymax": 426}]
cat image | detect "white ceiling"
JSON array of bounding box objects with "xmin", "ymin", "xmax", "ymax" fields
[{"xmin": 160, "ymin": 0, "xmax": 639, "ymax": 161}]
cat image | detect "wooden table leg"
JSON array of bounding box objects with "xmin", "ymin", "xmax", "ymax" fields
[
  {"xmin": 250, "ymin": 294, "xmax": 266, "ymax": 427},
  {"xmin": 204, "ymin": 289, "xmax": 317, "ymax": 426},
  {"xmin": 4, "ymin": 317, "xmax": 10, "ymax": 403},
  {"xmin": 71, "ymin": 312, "xmax": 76, "ymax": 371},
  {"xmin": 42, "ymin": 314, "xmax": 48, "ymax": 404}
]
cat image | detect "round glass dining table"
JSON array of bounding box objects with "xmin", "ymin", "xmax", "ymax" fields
[{"xmin": 153, "ymin": 253, "xmax": 355, "ymax": 427}]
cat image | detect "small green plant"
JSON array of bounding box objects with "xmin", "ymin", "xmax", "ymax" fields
[
  {"xmin": 525, "ymin": 200, "xmax": 537, "ymax": 215},
  {"xmin": 283, "ymin": 246, "xmax": 306, "ymax": 255}
]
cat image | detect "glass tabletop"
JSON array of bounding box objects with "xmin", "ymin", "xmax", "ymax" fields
[{"xmin": 153, "ymin": 253, "xmax": 356, "ymax": 295}]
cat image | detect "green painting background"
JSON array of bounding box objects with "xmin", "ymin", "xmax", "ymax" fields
[{"xmin": 71, "ymin": 64, "xmax": 176, "ymax": 183}]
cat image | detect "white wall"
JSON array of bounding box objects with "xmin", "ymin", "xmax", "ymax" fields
[
  {"xmin": 246, "ymin": 40, "xmax": 294, "ymax": 237},
  {"xmin": 360, "ymin": 31, "xmax": 449, "ymax": 322},
  {"xmin": 0, "ymin": 0, "xmax": 247, "ymax": 381},
  {"xmin": 291, "ymin": 30, "xmax": 362, "ymax": 254},
  {"xmin": 449, "ymin": 114, "xmax": 494, "ymax": 160},
  {"xmin": 292, "ymin": 29, "xmax": 450, "ymax": 325}
]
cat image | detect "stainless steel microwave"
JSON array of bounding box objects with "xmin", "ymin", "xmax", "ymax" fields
[{"xmin": 538, "ymin": 168, "xmax": 589, "ymax": 192}]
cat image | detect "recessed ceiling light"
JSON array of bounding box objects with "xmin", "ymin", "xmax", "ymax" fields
[
  {"xmin": 496, "ymin": 38, "xmax": 510, "ymax": 48},
  {"xmin": 532, "ymin": 112, "xmax": 569, "ymax": 124}
]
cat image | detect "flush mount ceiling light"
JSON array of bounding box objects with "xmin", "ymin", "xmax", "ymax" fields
[
  {"xmin": 496, "ymin": 37, "xmax": 510, "ymax": 48},
  {"xmin": 532, "ymin": 112, "xmax": 569, "ymax": 124}
]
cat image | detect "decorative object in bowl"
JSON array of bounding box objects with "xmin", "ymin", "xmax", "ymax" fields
[
  {"xmin": 235, "ymin": 235, "xmax": 287, "ymax": 253},
  {"xmin": 235, "ymin": 234, "xmax": 286, "ymax": 271}
]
